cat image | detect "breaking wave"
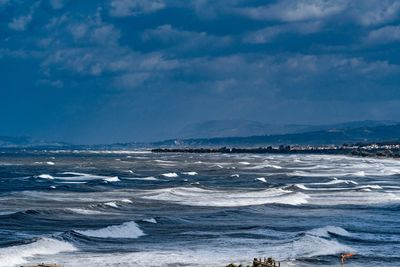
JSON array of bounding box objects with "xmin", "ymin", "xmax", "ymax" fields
[
  {"xmin": 76, "ymin": 221, "xmax": 145, "ymax": 239},
  {"xmin": 0, "ymin": 238, "xmax": 76, "ymax": 267},
  {"xmin": 141, "ymin": 187, "xmax": 309, "ymax": 207}
]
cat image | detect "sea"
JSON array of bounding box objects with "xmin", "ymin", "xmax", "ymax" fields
[{"xmin": 0, "ymin": 149, "xmax": 399, "ymax": 267}]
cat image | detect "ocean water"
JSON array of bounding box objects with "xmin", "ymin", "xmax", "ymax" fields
[{"xmin": 0, "ymin": 150, "xmax": 399, "ymax": 267}]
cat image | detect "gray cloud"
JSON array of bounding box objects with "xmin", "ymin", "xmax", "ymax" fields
[
  {"xmin": 235, "ymin": 0, "xmax": 346, "ymax": 22},
  {"xmin": 366, "ymin": 25, "xmax": 400, "ymax": 44},
  {"xmin": 109, "ymin": 0, "xmax": 165, "ymax": 17},
  {"xmin": 243, "ymin": 21, "xmax": 322, "ymax": 44}
]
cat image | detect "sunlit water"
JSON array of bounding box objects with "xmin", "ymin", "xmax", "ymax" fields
[{"xmin": 0, "ymin": 150, "xmax": 399, "ymax": 267}]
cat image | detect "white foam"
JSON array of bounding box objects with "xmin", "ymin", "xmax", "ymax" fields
[
  {"xmin": 76, "ymin": 221, "xmax": 145, "ymax": 239},
  {"xmin": 238, "ymin": 162, "xmax": 251, "ymax": 165},
  {"xmin": 245, "ymin": 164, "xmax": 282, "ymax": 170},
  {"xmin": 104, "ymin": 202, "xmax": 118, "ymax": 208},
  {"xmin": 182, "ymin": 172, "xmax": 198, "ymax": 176},
  {"xmin": 120, "ymin": 199, "xmax": 133, "ymax": 203},
  {"xmin": 255, "ymin": 177, "xmax": 267, "ymax": 183},
  {"xmin": 231, "ymin": 174, "xmax": 240, "ymax": 178},
  {"xmin": 46, "ymin": 161, "xmax": 55, "ymax": 165},
  {"xmin": 162, "ymin": 173, "xmax": 178, "ymax": 178},
  {"xmin": 141, "ymin": 187, "xmax": 309, "ymax": 207},
  {"xmin": 311, "ymin": 178, "xmax": 358, "ymax": 186},
  {"xmin": 103, "ymin": 176, "xmax": 120, "ymax": 182},
  {"xmin": 66, "ymin": 208, "xmax": 104, "ymax": 215},
  {"xmin": 125, "ymin": 176, "xmax": 159, "ymax": 181},
  {"xmin": 142, "ymin": 218, "xmax": 157, "ymax": 223},
  {"xmin": 37, "ymin": 174, "xmax": 54, "ymax": 180},
  {"xmin": 0, "ymin": 238, "xmax": 76, "ymax": 267},
  {"xmin": 58, "ymin": 172, "xmax": 119, "ymax": 182}
]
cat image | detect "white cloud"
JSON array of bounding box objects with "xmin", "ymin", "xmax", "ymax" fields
[
  {"xmin": 142, "ymin": 24, "xmax": 232, "ymax": 52},
  {"xmin": 8, "ymin": 13, "xmax": 33, "ymax": 31},
  {"xmin": 243, "ymin": 22, "xmax": 321, "ymax": 44},
  {"xmin": 49, "ymin": 0, "xmax": 64, "ymax": 10},
  {"xmin": 237, "ymin": 0, "xmax": 345, "ymax": 22},
  {"xmin": 366, "ymin": 25, "xmax": 400, "ymax": 44},
  {"xmin": 8, "ymin": 1, "xmax": 40, "ymax": 31},
  {"xmin": 110, "ymin": 0, "xmax": 165, "ymax": 17}
]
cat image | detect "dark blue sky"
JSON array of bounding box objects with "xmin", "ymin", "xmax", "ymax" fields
[{"xmin": 1, "ymin": 0, "xmax": 400, "ymax": 143}]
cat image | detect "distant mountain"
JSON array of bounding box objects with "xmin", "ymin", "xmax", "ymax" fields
[
  {"xmin": 154, "ymin": 123, "xmax": 400, "ymax": 147},
  {"xmin": 0, "ymin": 136, "xmax": 70, "ymax": 148},
  {"xmin": 0, "ymin": 136, "xmax": 32, "ymax": 147},
  {"xmin": 177, "ymin": 120, "xmax": 397, "ymax": 139},
  {"xmin": 177, "ymin": 120, "xmax": 310, "ymax": 139}
]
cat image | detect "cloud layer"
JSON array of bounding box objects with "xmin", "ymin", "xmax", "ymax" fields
[{"xmin": 1, "ymin": 0, "xmax": 400, "ymax": 143}]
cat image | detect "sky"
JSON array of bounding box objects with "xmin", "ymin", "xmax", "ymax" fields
[{"xmin": 1, "ymin": 0, "xmax": 400, "ymax": 144}]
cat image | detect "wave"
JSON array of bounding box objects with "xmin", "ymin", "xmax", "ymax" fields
[
  {"xmin": 310, "ymin": 177, "xmax": 358, "ymax": 186},
  {"xmin": 162, "ymin": 173, "xmax": 178, "ymax": 178},
  {"xmin": 141, "ymin": 187, "xmax": 309, "ymax": 207},
  {"xmin": 54, "ymin": 172, "xmax": 120, "ymax": 182},
  {"xmin": 142, "ymin": 218, "xmax": 157, "ymax": 223},
  {"xmin": 76, "ymin": 221, "xmax": 145, "ymax": 239},
  {"xmin": 306, "ymin": 226, "xmax": 351, "ymax": 238},
  {"xmin": 125, "ymin": 176, "xmax": 159, "ymax": 181},
  {"xmin": 0, "ymin": 238, "xmax": 76, "ymax": 267},
  {"xmin": 66, "ymin": 208, "xmax": 104, "ymax": 215},
  {"xmin": 290, "ymin": 234, "xmax": 353, "ymax": 258},
  {"xmin": 245, "ymin": 164, "xmax": 282, "ymax": 170},
  {"xmin": 182, "ymin": 172, "xmax": 198, "ymax": 176},
  {"xmin": 103, "ymin": 202, "xmax": 119, "ymax": 208},
  {"xmin": 36, "ymin": 174, "xmax": 54, "ymax": 180},
  {"xmin": 255, "ymin": 177, "xmax": 267, "ymax": 183},
  {"xmin": 294, "ymin": 184, "xmax": 383, "ymax": 191}
]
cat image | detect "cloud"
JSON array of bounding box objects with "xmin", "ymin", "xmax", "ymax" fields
[
  {"xmin": 7, "ymin": 1, "xmax": 40, "ymax": 31},
  {"xmin": 8, "ymin": 13, "xmax": 33, "ymax": 31},
  {"xmin": 142, "ymin": 24, "xmax": 232, "ymax": 53},
  {"xmin": 350, "ymin": 0, "xmax": 400, "ymax": 26},
  {"xmin": 109, "ymin": 0, "xmax": 165, "ymax": 17},
  {"xmin": 243, "ymin": 22, "xmax": 322, "ymax": 44},
  {"xmin": 237, "ymin": 0, "xmax": 346, "ymax": 22},
  {"xmin": 49, "ymin": 0, "xmax": 64, "ymax": 10},
  {"xmin": 366, "ymin": 25, "xmax": 400, "ymax": 44}
]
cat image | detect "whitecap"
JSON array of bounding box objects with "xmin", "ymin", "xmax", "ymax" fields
[
  {"xmin": 182, "ymin": 172, "xmax": 198, "ymax": 176},
  {"xmin": 104, "ymin": 202, "xmax": 118, "ymax": 208},
  {"xmin": 125, "ymin": 176, "xmax": 159, "ymax": 181},
  {"xmin": 66, "ymin": 208, "xmax": 104, "ymax": 215},
  {"xmin": 141, "ymin": 187, "xmax": 309, "ymax": 207},
  {"xmin": 142, "ymin": 218, "xmax": 157, "ymax": 224},
  {"xmin": 162, "ymin": 173, "xmax": 178, "ymax": 178},
  {"xmin": 120, "ymin": 199, "xmax": 133, "ymax": 203},
  {"xmin": 37, "ymin": 174, "xmax": 54, "ymax": 180},
  {"xmin": 76, "ymin": 221, "xmax": 145, "ymax": 239},
  {"xmin": 103, "ymin": 176, "xmax": 120, "ymax": 182},
  {"xmin": 255, "ymin": 177, "xmax": 267, "ymax": 183},
  {"xmin": 0, "ymin": 238, "xmax": 76, "ymax": 267}
]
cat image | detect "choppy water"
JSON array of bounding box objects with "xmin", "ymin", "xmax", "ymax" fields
[{"xmin": 0, "ymin": 150, "xmax": 399, "ymax": 267}]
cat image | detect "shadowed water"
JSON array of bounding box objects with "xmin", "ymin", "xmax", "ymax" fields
[{"xmin": 0, "ymin": 150, "xmax": 399, "ymax": 266}]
